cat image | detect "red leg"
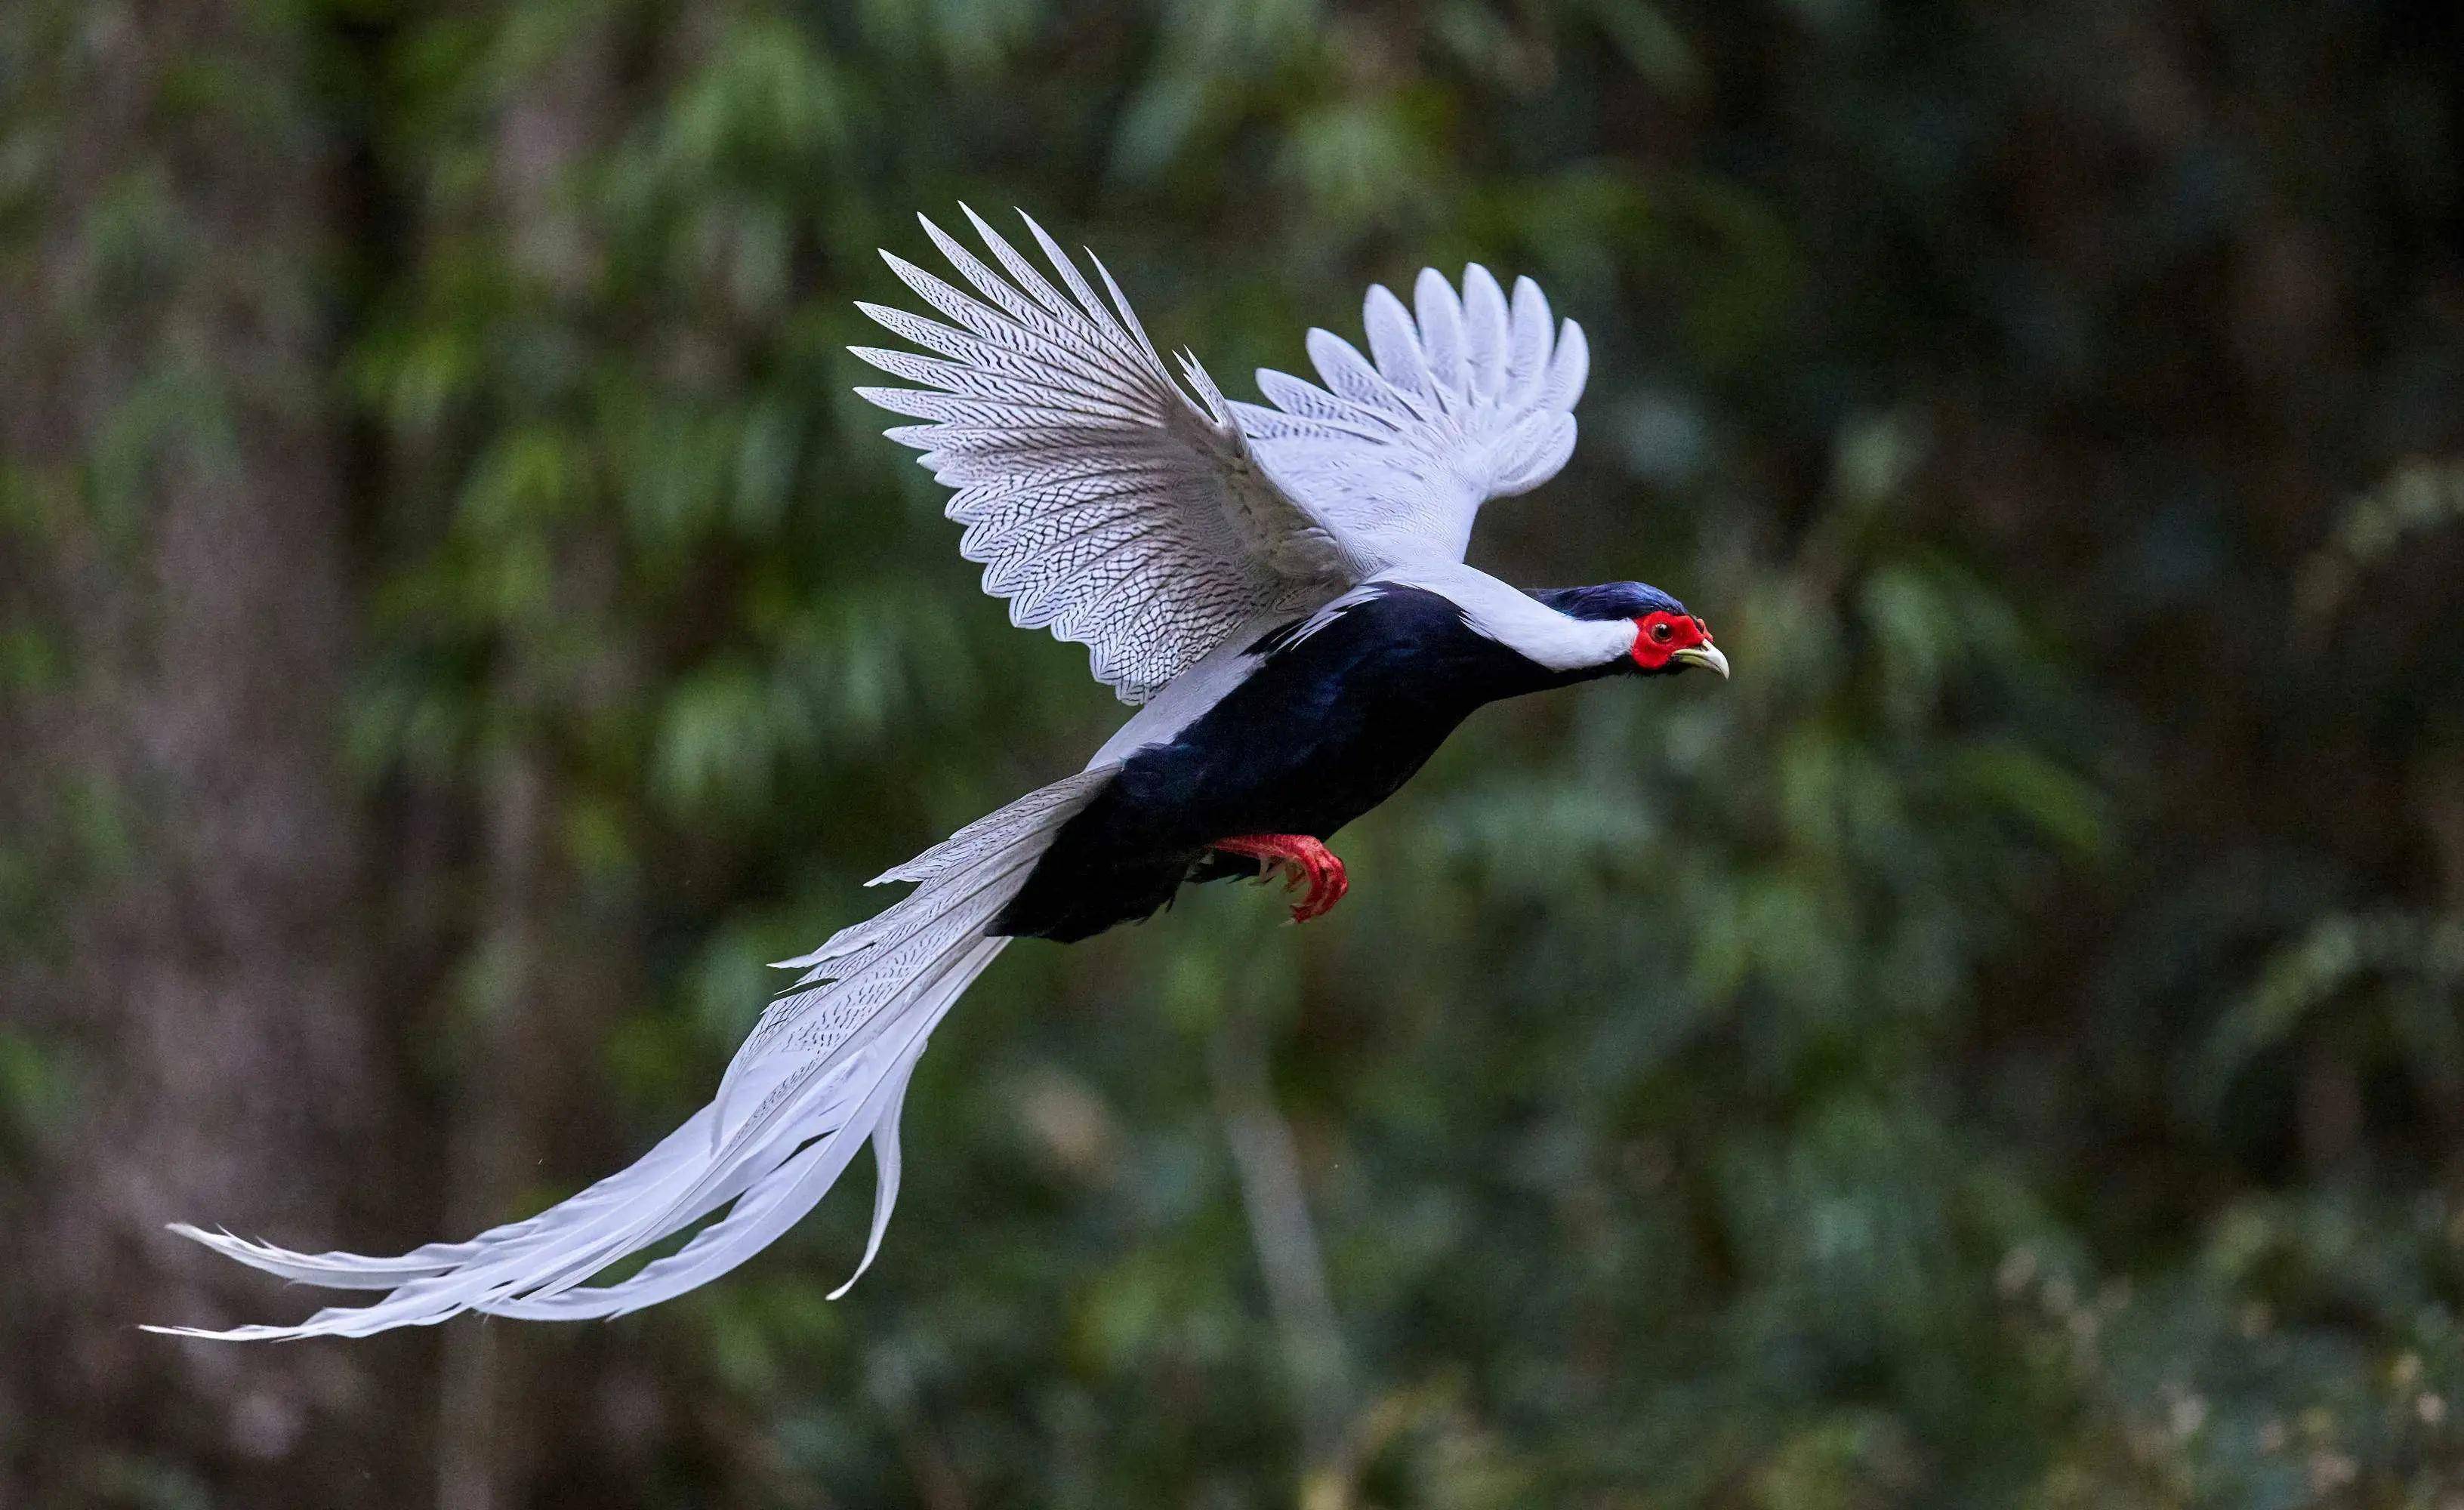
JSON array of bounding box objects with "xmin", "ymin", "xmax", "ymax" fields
[{"xmin": 1210, "ymin": 834, "xmax": 1349, "ymax": 923}]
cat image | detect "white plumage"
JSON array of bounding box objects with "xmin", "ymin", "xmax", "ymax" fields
[
  {"xmin": 151, "ymin": 769, "xmax": 1110, "ymax": 1339},
  {"xmin": 854, "ymin": 207, "xmax": 1348, "ymax": 703},
  {"xmin": 856, "ymin": 206, "xmax": 1592, "ymax": 698},
  {"xmin": 153, "ymin": 211, "xmax": 1600, "ymax": 1340},
  {"xmin": 1236, "ymin": 264, "xmax": 1588, "ymax": 572}
]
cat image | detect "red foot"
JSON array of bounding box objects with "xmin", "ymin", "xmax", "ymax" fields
[{"xmin": 1210, "ymin": 834, "xmax": 1349, "ymax": 923}]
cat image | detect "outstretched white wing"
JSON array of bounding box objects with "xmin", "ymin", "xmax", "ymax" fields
[
  {"xmin": 1229, "ymin": 266, "xmax": 1590, "ymax": 571},
  {"xmin": 854, "ymin": 208, "xmax": 1350, "ymax": 704}
]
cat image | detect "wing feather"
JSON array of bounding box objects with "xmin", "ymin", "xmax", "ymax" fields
[
  {"xmin": 1235, "ymin": 264, "xmax": 1591, "ymax": 569},
  {"xmin": 1414, "ymin": 268, "xmax": 1467, "ymax": 395},
  {"xmin": 1543, "ymin": 319, "xmax": 1590, "ymax": 411},
  {"xmin": 1460, "ymin": 264, "xmax": 1510, "ymax": 399},
  {"xmin": 1504, "ymin": 276, "xmax": 1553, "ymax": 403},
  {"xmin": 879, "ymin": 253, "xmax": 1158, "ymax": 414},
  {"xmin": 1363, "ymin": 284, "xmax": 1437, "ymax": 402},
  {"xmin": 1256, "ymin": 368, "xmax": 1364, "ymax": 426},
  {"xmin": 923, "ymin": 214, "xmax": 1159, "ymax": 402},
  {"xmin": 847, "ymin": 348, "xmax": 1156, "ymax": 426},
  {"xmin": 1304, "ymin": 329, "xmax": 1406, "ymax": 414}
]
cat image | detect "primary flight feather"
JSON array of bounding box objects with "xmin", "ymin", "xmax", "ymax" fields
[{"xmin": 153, "ymin": 208, "xmax": 1728, "ymax": 1339}]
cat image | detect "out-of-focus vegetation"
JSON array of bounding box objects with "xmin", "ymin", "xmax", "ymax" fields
[{"xmin": 5, "ymin": 0, "xmax": 2462, "ymax": 1505}]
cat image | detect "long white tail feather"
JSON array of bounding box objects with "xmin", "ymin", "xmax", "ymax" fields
[
  {"xmin": 159, "ymin": 1103, "xmax": 732, "ymax": 1291},
  {"xmin": 494, "ymin": 948, "xmax": 980, "ymax": 1320},
  {"xmin": 837, "ymin": 1055, "xmax": 917, "ymax": 1299},
  {"xmin": 148, "ymin": 770, "xmax": 1112, "ymax": 1341},
  {"xmin": 702, "ymin": 837, "xmax": 1051, "ymax": 1159}
]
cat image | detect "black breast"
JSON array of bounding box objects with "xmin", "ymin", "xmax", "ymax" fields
[{"xmin": 995, "ymin": 587, "xmax": 1578, "ymax": 942}]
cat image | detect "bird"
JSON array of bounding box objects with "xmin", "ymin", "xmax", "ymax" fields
[{"xmin": 150, "ymin": 208, "xmax": 1728, "ymax": 1340}]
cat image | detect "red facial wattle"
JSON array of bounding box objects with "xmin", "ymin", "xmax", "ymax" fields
[{"xmin": 1630, "ymin": 610, "xmax": 1713, "ymax": 671}]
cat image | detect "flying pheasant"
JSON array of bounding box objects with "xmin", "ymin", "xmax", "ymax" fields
[{"xmin": 153, "ymin": 208, "xmax": 1727, "ymax": 1339}]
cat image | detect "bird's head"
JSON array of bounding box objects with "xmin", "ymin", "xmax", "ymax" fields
[{"xmin": 1532, "ymin": 582, "xmax": 1730, "ymax": 680}]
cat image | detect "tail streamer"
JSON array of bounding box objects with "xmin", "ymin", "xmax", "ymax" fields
[{"xmin": 147, "ymin": 768, "xmax": 1114, "ymax": 1340}]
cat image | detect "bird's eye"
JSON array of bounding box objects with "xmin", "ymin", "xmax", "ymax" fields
[{"xmin": 1651, "ymin": 621, "xmax": 1674, "ymax": 643}]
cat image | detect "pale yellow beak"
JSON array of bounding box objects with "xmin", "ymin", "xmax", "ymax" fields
[{"xmin": 1671, "ymin": 643, "xmax": 1731, "ymax": 679}]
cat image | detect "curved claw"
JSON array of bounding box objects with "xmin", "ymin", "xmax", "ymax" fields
[{"xmin": 1210, "ymin": 834, "xmax": 1349, "ymax": 924}]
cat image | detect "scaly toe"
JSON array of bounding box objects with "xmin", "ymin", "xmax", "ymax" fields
[{"xmin": 1291, "ymin": 870, "xmax": 1343, "ymax": 923}]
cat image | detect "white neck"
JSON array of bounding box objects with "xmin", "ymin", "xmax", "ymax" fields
[{"xmin": 1380, "ymin": 559, "xmax": 1637, "ymax": 672}]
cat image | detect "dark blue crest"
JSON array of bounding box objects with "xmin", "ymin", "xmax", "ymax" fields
[{"xmin": 1528, "ymin": 581, "xmax": 1688, "ymax": 622}]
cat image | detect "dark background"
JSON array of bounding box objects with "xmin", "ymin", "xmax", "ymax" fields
[{"xmin": 5, "ymin": 1, "xmax": 2463, "ymax": 1505}]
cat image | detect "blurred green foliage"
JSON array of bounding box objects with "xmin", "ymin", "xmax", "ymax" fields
[{"xmin": 7, "ymin": 0, "xmax": 2464, "ymax": 1505}]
